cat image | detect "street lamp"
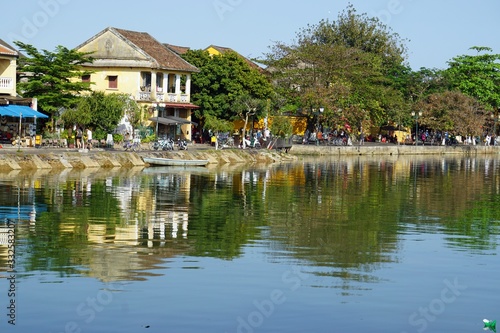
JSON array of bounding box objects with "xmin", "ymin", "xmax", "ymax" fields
[
  {"xmin": 411, "ymin": 111, "xmax": 422, "ymax": 146},
  {"xmin": 317, "ymin": 107, "xmax": 324, "ymax": 129},
  {"xmin": 315, "ymin": 107, "xmax": 324, "ymax": 145}
]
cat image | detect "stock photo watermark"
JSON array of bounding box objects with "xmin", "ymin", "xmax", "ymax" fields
[
  {"xmin": 371, "ymin": 0, "xmax": 415, "ymax": 25},
  {"xmin": 5, "ymin": 220, "xmax": 17, "ymax": 326},
  {"xmin": 7, "ymin": 0, "xmax": 71, "ymax": 45},
  {"xmin": 213, "ymin": 0, "xmax": 243, "ymax": 21},
  {"xmin": 401, "ymin": 277, "xmax": 467, "ymax": 333},
  {"xmin": 56, "ymin": 281, "xmax": 127, "ymax": 333},
  {"xmin": 234, "ymin": 266, "xmax": 309, "ymax": 333}
]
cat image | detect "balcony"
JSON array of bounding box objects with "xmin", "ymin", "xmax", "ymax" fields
[
  {"xmin": 137, "ymin": 91, "xmax": 151, "ymax": 101},
  {"xmin": 167, "ymin": 93, "xmax": 177, "ymax": 102},
  {"xmin": 147, "ymin": 91, "xmax": 190, "ymax": 103},
  {"xmin": 0, "ymin": 77, "xmax": 14, "ymax": 90},
  {"xmin": 155, "ymin": 92, "xmax": 165, "ymax": 102}
]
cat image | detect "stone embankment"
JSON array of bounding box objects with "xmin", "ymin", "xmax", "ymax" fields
[
  {"xmin": 0, "ymin": 146, "xmax": 295, "ymax": 171},
  {"xmin": 290, "ymin": 143, "xmax": 500, "ymax": 156},
  {"xmin": 0, "ymin": 143, "xmax": 498, "ymax": 171}
]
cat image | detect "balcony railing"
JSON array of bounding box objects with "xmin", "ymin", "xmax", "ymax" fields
[
  {"xmin": 156, "ymin": 92, "xmax": 165, "ymax": 102},
  {"xmin": 139, "ymin": 91, "xmax": 190, "ymax": 103},
  {"xmin": 167, "ymin": 93, "xmax": 177, "ymax": 102},
  {"xmin": 137, "ymin": 91, "xmax": 151, "ymax": 101},
  {"xmin": 0, "ymin": 77, "xmax": 13, "ymax": 89}
]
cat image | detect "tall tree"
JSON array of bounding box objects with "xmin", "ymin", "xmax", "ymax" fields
[
  {"xmin": 262, "ymin": 4, "xmax": 408, "ymax": 132},
  {"xmin": 445, "ymin": 46, "xmax": 500, "ymax": 111},
  {"xmin": 14, "ymin": 42, "xmax": 94, "ymax": 116},
  {"xmin": 416, "ymin": 91, "xmax": 485, "ymax": 137},
  {"xmin": 306, "ymin": 4, "xmax": 407, "ymax": 73},
  {"xmin": 181, "ymin": 49, "xmax": 273, "ymax": 122}
]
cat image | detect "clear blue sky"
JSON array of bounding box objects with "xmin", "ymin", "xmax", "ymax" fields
[{"xmin": 2, "ymin": 0, "xmax": 499, "ymax": 70}]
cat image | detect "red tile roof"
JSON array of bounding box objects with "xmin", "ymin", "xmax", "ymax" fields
[
  {"xmin": 164, "ymin": 44, "xmax": 190, "ymax": 55},
  {"xmin": 111, "ymin": 28, "xmax": 198, "ymax": 72},
  {"xmin": 0, "ymin": 39, "xmax": 18, "ymax": 57}
]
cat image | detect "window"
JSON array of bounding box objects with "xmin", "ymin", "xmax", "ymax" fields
[
  {"xmin": 81, "ymin": 74, "xmax": 91, "ymax": 82},
  {"xmin": 141, "ymin": 72, "xmax": 151, "ymax": 91},
  {"xmin": 156, "ymin": 73, "xmax": 163, "ymax": 92},
  {"xmin": 108, "ymin": 75, "xmax": 118, "ymax": 89}
]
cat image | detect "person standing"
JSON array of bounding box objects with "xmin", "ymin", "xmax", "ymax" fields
[
  {"xmin": 76, "ymin": 127, "xmax": 83, "ymax": 149},
  {"xmin": 86, "ymin": 128, "xmax": 93, "ymax": 150}
]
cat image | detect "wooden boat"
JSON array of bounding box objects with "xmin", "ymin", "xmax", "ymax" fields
[
  {"xmin": 142, "ymin": 166, "xmax": 210, "ymax": 175},
  {"xmin": 142, "ymin": 157, "xmax": 209, "ymax": 167}
]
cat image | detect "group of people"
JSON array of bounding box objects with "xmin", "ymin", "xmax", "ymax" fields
[
  {"xmin": 75, "ymin": 127, "xmax": 93, "ymax": 149},
  {"xmin": 304, "ymin": 128, "xmax": 355, "ymax": 145}
]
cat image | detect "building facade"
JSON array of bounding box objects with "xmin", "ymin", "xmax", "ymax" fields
[
  {"xmin": 75, "ymin": 27, "xmax": 199, "ymax": 141},
  {"xmin": 0, "ymin": 39, "xmax": 18, "ymax": 99}
]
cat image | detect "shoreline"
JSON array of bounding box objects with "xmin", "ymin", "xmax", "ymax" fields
[{"xmin": 0, "ymin": 142, "xmax": 498, "ymax": 171}]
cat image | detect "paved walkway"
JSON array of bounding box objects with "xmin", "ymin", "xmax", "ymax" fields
[{"xmin": 0, "ymin": 140, "xmax": 494, "ymax": 156}]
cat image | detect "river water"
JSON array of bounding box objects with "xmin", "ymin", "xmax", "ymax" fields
[{"xmin": 0, "ymin": 155, "xmax": 499, "ymax": 333}]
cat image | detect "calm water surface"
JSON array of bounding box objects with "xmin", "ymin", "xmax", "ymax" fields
[{"xmin": 0, "ymin": 156, "xmax": 499, "ymax": 333}]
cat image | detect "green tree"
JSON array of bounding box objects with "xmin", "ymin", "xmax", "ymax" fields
[
  {"xmin": 61, "ymin": 92, "xmax": 138, "ymax": 138},
  {"xmin": 445, "ymin": 46, "xmax": 500, "ymax": 111},
  {"xmin": 262, "ymin": 4, "xmax": 408, "ymax": 132},
  {"xmin": 182, "ymin": 49, "xmax": 273, "ymax": 123},
  {"xmin": 306, "ymin": 4, "xmax": 407, "ymax": 72},
  {"xmin": 14, "ymin": 42, "xmax": 94, "ymax": 116},
  {"xmin": 416, "ymin": 91, "xmax": 485, "ymax": 136},
  {"xmin": 203, "ymin": 114, "xmax": 233, "ymax": 135},
  {"xmin": 231, "ymin": 95, "xmax": 266, "ymax": 148}
]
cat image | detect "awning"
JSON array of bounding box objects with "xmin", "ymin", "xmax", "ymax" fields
[
  {"xmin": 165, "ymin": 115, "xmax": 198, "ymax": 126},
  {"xmin": 149, "ymin": 117, "xmax": 184, "ymax": 125},
  {"xmin": 149, "ymin": 116, "xmax": 198, "ymax": 126},
  {"xmin": 163, "ymin": 103, "xmax": 199, "ymax": 109},
  {"xmin": 0, "ymin": 106, "xmax": 19, "ymax": 117},
  {"xmin": 0, "ymin": 105, "xmax": 48, "ymax": 118}
]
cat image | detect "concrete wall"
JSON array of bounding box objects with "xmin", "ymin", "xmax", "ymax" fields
[{"xmin": 289, "ymin": 144, "xmax": 500, "ymax": 156}]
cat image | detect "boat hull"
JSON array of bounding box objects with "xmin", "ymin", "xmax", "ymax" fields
[{"xmin": 142, "ymin": 157, "xmax": 209, "ymax": 167}]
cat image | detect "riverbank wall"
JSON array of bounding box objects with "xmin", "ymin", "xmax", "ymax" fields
[
  {"xmin": 289, "ymin": 143, "xmax": 500, "ymax": 156},
  {"xmin": 0, "ymin": 146, "xmax": 294, "ymax": 171},
  {"xmin": 0, "ymin": 143, "xmax": 498, "ymax": 171}
]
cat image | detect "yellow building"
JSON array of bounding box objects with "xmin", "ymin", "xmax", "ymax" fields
[
  {"xmin": 75, "ymin": 27, "xmax": 199, "ymax": 141},
  {"xmin": 0, "ymin": 39, "xmax": 18, "ymax": 99},
  {"xmin": 205, "ymin": 44, "xmax": 265, "ymax": 73}
]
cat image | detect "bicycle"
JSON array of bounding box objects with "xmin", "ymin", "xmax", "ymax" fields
[{"xmin": 123, "ymin": 140, "xmax": 141, "ymax": 151}]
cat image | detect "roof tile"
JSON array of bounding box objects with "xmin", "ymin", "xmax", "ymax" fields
[{"xmin": 112, "ymin": 28, "xmax": 198, "ymax": 72}]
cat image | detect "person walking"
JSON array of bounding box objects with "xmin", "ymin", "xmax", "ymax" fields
[{"xmin": 86, "ymin": 128, "xmax": 93, "ymax": 150}]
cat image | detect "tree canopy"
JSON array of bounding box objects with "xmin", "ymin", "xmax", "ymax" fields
[
  {"xmin": 181, "ymin": 49, "xmax": 273, "ymax": 122},
  {"xmin": 416, "ymin": 91, "xmax": 485, "ymax": 136},
  {"xmin": 261, "ymin": 3, "xmax": 408, "ymax": 132},
  {"xmin": 14, "ymin": 41, "xmax": 94, "ymax": 115},
  {"xmin": 61, "ymin": 92, "xmax": 139, "ymax": 138},
  {"xmin": 445, "ymin": 46, "xmax": 500, "ymax": 111}
]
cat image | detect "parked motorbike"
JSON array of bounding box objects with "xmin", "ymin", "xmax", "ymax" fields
[
  {"xmin": 177, "ymin": 138, "xmax": 188, "ymax": 150},
  {"xmin": 152, "ymin": 137, "xmax": 174, "ymax": 151},
  {"xmin": 241, "ymin": 136, "xmax": 261, "ymax": 149}
]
